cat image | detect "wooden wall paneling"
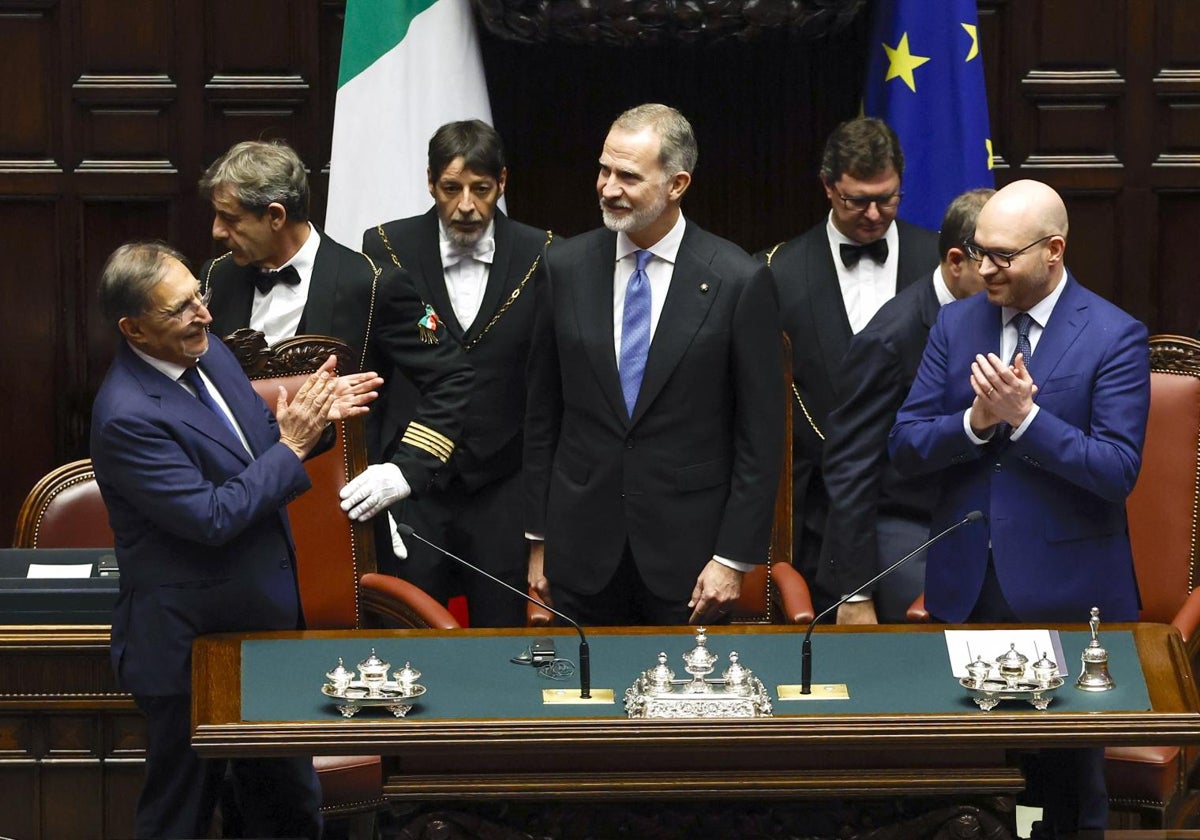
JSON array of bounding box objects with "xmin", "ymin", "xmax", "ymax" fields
[
  {"xmin": 0, "ymin": 3, "xmax": 58, "ymax": 161},
  {"xmin": 0, "ymin": 714, "xmax": 37, "ymax": 840},
  {"xmin": 0, "ymin": 199, "xmax": 61, "ymax": 543}
]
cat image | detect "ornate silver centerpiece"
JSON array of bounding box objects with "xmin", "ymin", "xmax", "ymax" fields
[
  {"xmin": 624, "ymin": 628, "xmax": 773, "ymax": 719},
  {"xmin": 959, "ymin": 642, "xmax": 1064, "ymax": 711},
  {"xmin": 321, "ymin": 649, "xmax": 428, "ymax": 718}
]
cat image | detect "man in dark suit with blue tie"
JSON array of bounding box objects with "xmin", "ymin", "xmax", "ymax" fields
[
  {"xmin": 90, "ymin": 241, "xmax": 380, "ymax": 838},
  {"xmin": 889, "ymin": 180, "xmax": 1151, "ymax": 835},
  {"xmin": 819, "ymin": 188, "xmax": 993, "ymax": 624},
  {"xmin": 524, "ymin": 104, "xmax": 784, "ymax": 626},
  {"xmin": 763, "ymin": 117, "xmax": 940, "ymax": 611}
]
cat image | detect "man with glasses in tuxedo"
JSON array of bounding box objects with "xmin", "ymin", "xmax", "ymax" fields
[{"xmin": 762, "ymin": 117, "xmax": 939, "ymax": 611}]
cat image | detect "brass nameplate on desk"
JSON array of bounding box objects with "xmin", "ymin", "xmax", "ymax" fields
[
  {"xmin": 777, "ymin": 684, "xmax": 850, "ymax": 700},
  {"xmin": 542, "ymin": 688, "xmax": 615, "ymax": 705}
]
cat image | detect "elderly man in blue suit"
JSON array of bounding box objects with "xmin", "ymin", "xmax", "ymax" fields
[
  {"xmin": 889, "ymin": 180, "xmax": 1150, "ymax": 836},
  {"xmin": 90, "ymin": 241, "xmax": 381, "ymax": 839}
]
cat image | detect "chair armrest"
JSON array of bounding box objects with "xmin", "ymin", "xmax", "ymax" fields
[
  {"xmin": 772, "ymin": 562, "xmax": 815, "ymax": 624},
  {"xmin": 526, "ymin": 588, "xmax": 553, "ymax": 626},
  {"xmin": 906, "ymin": 593, "xmax": 931, "ymax": 623},
  {"xmin": 1172, "ymin": 587, "xmax": 1200, "ymax": 644},
  {"xmin": 359, "ymin": 572, "xmax": 460, "ymax": 630}
]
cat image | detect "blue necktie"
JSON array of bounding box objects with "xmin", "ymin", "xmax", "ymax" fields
[
  {"xmin": 618, "ymin": 250, "xmax": 653, "ymax": 417},
  {"xmin": 1011, "ymin": 312, "xmax": 1034, "ymax": 369},
  {"xmin": 181, "ymin": 365, "xmax": 239, "ymax": 439}
]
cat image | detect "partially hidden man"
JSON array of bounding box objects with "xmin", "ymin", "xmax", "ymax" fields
[
  {"xmin": 361, "ymin": 120, "xmax": 551, "ymax": 626},
  {"xmin": 196, "ymin": 140, "xmax": 473, "ymax": 571},
  {"xmin": 764, "ymin": 117, "xmax": 939, "ymax": 611},
  {"xmin": 819, "ymin": 188, "xmax": 993, "ymax": 624},
  {"xmin": 524, "ymin": 104, "xmax": 784, "ymax": 626},
  {"xmin": 91, "ymin": 241, "xmax": 380, "ymax": 838}
]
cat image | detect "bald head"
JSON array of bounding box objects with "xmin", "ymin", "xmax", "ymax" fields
[
  {"xmin": 972, "ymin": 179, "xmax": 1069, "ymax": 311},
  {"xmin": 979, "ymin": 179, "xmax": 1068, "ymax": 242}
]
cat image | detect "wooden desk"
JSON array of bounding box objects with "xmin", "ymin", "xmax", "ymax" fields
[{"xmin": 192, "ymin": 623, "xmax": 1200, "ymax": 804}]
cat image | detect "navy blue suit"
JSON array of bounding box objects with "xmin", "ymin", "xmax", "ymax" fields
[
  {"xmin": 889, "ymin": 276, "xmax": 1148, "ymax": 624},
  {"xmin": 888, "ymin": 275, "xmax": 1149, "ymax": 832},
  {"xmin": 92, "ymin": 338, "xmax": 320, "ymax": 838}
]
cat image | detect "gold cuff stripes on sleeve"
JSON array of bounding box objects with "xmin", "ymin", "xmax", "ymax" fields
[{"xmin": 401, "ymin": 422, "xmax": 455, "ymax": 463}]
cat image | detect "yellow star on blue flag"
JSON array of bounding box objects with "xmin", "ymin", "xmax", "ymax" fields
[{"xmin": 864, "ymin": 0, "xmax": 994, "ymax": 230}]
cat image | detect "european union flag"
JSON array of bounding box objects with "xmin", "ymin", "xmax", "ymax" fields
[{"xmin": 863, "ymin": 0, "xmax": 994, "ymax": 231}]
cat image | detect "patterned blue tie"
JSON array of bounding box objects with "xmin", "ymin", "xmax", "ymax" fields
[
  {"xmin": 1011, "ymin": 312, "xmax": 1034, "ymax": 369},
  {"xmin": 181, "ymin": 365, "xmax": 239, "ymax": 439},
  {"xmin": 618, "ymin": 250, "xmax": 653, "ymax": 417}
]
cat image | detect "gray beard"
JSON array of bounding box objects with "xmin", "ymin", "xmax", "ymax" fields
[
  {"xmin": 600, "ymin": 193, "xmax": 667, "ymax": 235},
  {"xmin": 445, "ymin": 222, "xmax": 484, "ymax": 248}
]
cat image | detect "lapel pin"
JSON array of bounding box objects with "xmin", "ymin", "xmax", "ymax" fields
[
  {"xmin": 699, "ymin": 283, "xmax": 709, "ymax": 294},
  {"xmin": 417, "ymin": 304, "xmax": 441, "ymax": 345}
]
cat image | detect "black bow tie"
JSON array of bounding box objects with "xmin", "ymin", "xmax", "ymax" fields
[
  {"xmin": 839, "ymin": 239, "xmax": 889, "ymax": 268},
  {"xmin": 253, "ymin": 264, "xmax": 301, "ymax": 294}
]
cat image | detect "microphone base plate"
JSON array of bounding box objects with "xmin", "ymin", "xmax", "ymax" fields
[
  {"xmin": 542, "ymin": 688, "xmax": 615, "ymax": 705},
  {"xmin": 777, "ymin": 683, "xmax": 849, "ymax": 701}
]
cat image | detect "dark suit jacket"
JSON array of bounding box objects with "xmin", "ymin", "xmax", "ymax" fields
[
  {"xmin": 764, "ymin": 218, "xmax": 939, "ymax": 587},
  {"xmin": 91, "ymin": 339, "xmax": 311, "ymax": 696},
  {"xmin": 201, "ymin": 231, "xmax": 473, "ymax": 494},
  {"xmin": 818, "ymin": 273, "xmax": 942, "ymax": 597},
  {"xmin": 362, "ymin": 208, "xmax": 549, "ymax": 491},
  {"xmin": 524, "ymin": 221, "xmax": 785, "ymax": 601},
  {"xmin": 888, "ymin": 276, "xmax": 1150, "ymax": 623}
]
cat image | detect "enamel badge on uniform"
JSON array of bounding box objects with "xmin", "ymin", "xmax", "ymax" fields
[{"xmin": 418, "ymin": 305, "xmax": 440, "ymax": 344}]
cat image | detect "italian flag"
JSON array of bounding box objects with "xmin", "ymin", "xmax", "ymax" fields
[{"xmin": 325, "ymin": 0, "xmax": 494, "ymax": 248}]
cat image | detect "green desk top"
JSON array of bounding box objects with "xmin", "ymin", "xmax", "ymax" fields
[{"xmin": 241, "ymin": 628, "xmax": 1149, "ymax": 722}]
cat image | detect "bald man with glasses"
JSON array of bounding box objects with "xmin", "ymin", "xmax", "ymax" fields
[
  {"xmin": 760, "ymin": 117, "xmax": 939, "ymax": 612},
  {"xmin": 889, "ymin": 180, "xmax": 1150, "ymax": 835}
]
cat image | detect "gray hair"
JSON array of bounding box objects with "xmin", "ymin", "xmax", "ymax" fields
[
  {"xmin": 612, "ymin": 103, "xmax": 698, "ymax": 177},
  {"xmin": 99, "ymin": 241, "xmax": 189, "ymax": 324},
  {"xmin": 198, "ymin": 139, "xmax": 310, "ymax": 221}
]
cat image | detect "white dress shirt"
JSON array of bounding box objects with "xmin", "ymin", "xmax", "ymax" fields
[
  {"xmin": 826, "ymin": 214, "xmax": 901, "ymax": 334},
  {"xmin": 249, "ymin": 224, "xmax": 319, "ymax": 344},
  {"xmin": 439, "ymin": 219, "xmax": 495, "ymax": 330},
  {"xmin": 612, "ymin": 212, "xmax": 686, "ymax": 359}
]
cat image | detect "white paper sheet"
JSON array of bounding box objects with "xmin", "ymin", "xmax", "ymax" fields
[{"xmin": 26, "ymin": 563, "xmax": 94, "ymax": 579}]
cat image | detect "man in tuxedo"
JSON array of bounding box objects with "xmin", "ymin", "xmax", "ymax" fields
[
  {"xmin": 197, "ymin": 140, "xmax": 473, "ymax": 572},
  {"xmin": 889, "ymin": 180, "xmax": 1150, "ymax": 834},
  {"xmin": 90, "ymin": 241, "xmax": 380, "ymax": 838},
  {"xmin": 524, "ymin": 104, "xmax": 784, "ymax": 626},
  {"xmin": 764, "ymin": 117, "xmax": 939, "ymax": 610},
  {"xmin": 360, "ymin": 121, "xmax": 550, "ymax": 626},
  {"xmin": 820, "ymin": 188, "xmax": 993, "ymax": 624}
]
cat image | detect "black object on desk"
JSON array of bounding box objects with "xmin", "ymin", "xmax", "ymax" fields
[{"xmin": 0, "ymin": 548, "xmax": 118, "ymax": 624}]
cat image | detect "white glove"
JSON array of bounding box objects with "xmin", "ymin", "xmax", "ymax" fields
[
  {"xmin": 387, "ymin": 513, "xmax": 408, "ymax": 559},
  {"xmin": 339, "ymin": 463, "xmax": 411, "ymax": 521}
]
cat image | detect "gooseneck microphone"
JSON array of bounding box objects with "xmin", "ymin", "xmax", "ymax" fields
[
  {"xmin": 800, "ymin": 510, "xmax": 985, "ymax": 694},
  {"xmin": 394, "ymin": 523, "xmax": 591, "ymax": 699}
]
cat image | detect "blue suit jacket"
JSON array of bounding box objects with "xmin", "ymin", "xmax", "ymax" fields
[
  {"xmin": 888, "ymin": 276, "xmax": 1150, "ymax": 623},
  {"xmin": 91, "ymin": 339, "xmax": 312, "ymax": 695}
]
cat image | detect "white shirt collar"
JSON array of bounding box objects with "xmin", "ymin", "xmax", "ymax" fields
[
  {"xmin": 1002, "ymin": 271, "xmax": 1069, "ymax": 329},
  {"xmin": 276, "ymin": 223, "xmax": 320, "ymax": 281},
  {"xmin": 128, "ymin": 342, "xmax": 193, "ymax": 382},
  {"xmin": 933, "ymin": 266, "xmax": 957, "ymax": 307},
  {"xmin": 439, "ymin": 219, "xmax": 497, "ymax": 266},
  {"xmin": 615, "ymin": 212, "xmax": 687, "ymax": 265}
]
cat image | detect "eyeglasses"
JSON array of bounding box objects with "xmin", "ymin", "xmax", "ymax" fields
[
  {"xmin": 836, "ymin": 191, "xmax": 903, "ymax": 212},
  {"xmin": 159, "ymin": 289, "xmax": 213, "ymax": 323},
  {"xmin": 963, "ymin": 235, "xmax": 1056, "ymax": 269}
]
